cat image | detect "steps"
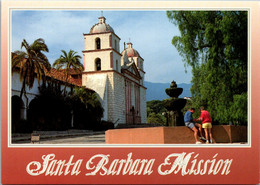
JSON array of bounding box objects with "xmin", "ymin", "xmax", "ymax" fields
[{"xmin": 12, "ymin": 129, "xmax": 93, "ymax": 143}]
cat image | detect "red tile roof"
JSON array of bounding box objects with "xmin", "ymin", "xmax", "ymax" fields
[
  {"xmin": 46, "ymin": 68, "xmax": 82, "ymax": 87},
  {"xmin": 12, "ymin": 52, "xmax": 91, "ymax": 90}
]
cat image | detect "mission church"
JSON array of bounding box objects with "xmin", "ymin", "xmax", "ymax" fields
[
  {"xmin": 82, "ymin": 15, "xmax": 147, "ymax": 124},
  {"xmin": 12, "ymin": 15, "xmax": 147, "ymax": 128}
]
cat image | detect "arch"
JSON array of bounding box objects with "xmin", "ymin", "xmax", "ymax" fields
[
  {"xmin": 95, "ymin": 37, "xmax": 101, "ymax": 49},
  {"xmin": 28, "ymin": 94, "xmax": 72, "ymax": 131},
  {"xmin": 95, "ymin": 58, "xmax": 101, "ymax": 71},
  {"xmin": 11, "ymin": 95, "xmax": 25, "ymax": 133},
  {"xmin": 27, "ymin": 98, "xmax": 41, "ymax": 131}
]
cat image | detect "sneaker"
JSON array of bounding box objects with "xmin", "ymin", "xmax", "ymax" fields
[
  {"xmin": 210, "ymin": 139, "xmax": 213, "ymax": 143},
  {"xmin": 196, "ymin": 141, "xmax": 202, "ymax": 144},
  {"xmin": 200, "ymin": 137, "xmax": 206, "ymax": 141},
  {"xmin": 206, "ymin": 141, "xmax": 209, "ymax": 144}
]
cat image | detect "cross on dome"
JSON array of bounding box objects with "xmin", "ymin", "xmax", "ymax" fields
[
  {"xmin": 98, "ymin": 16, "xmax": 106, "ymax": 24},
  {"xmin": 89, "ymin": 14, "xmax": 114, "ymax": 34},
  {"xmin": 127, "ymin": 42, "xmax": 133, "ymax": 48}
]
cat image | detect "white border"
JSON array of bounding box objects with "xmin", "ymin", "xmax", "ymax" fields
[{"xmin": 7, "ymin": 6, "xmax": 251, "ymax": 148}]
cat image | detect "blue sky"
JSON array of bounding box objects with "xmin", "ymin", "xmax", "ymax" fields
[{"xmin": 11, "ymin": 10, "xmax": 192, "ymax": 84}]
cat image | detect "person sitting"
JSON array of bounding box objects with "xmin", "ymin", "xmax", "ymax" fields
[{"xmin": 184, "ymin": 108, "xmax": 206, "ymax": 144}]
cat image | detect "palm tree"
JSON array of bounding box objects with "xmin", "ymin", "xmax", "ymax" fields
[
  {"xmin": 53, "ymin": 50, "xmax": 83, "ymax": 94},
  {"xmin": 12, "ymin": 38, "xmax": 51, "ymax": 98}
]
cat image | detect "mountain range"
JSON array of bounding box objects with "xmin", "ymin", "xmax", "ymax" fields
[{"xmin": 145, "ymin": 81, "xmax": 192, "ymax": 101}]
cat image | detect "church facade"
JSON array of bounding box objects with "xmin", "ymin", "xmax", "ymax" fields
[
  {"xmin": 11, "ymin": 15, "xmax": 147, "ymax": 131},
  {"xmin": 82, "ymin": 16, "xmax": 147, "ymax": 124}
]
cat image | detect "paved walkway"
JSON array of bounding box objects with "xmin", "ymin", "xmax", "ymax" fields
[
  {"xmin": 12, "ymin": 130, "xmax": 246, "ymax": 145},
  {"xmin": 40, "ymin": 133, "xmax": 105, "ymax": 144},
  {"xmin": 13, "ymin": 131, "xmax": 105, "ymax": 144}
]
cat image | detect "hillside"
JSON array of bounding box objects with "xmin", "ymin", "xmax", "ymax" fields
[{"xmin": 145, "ymin": 81, "xmax": 192, "ymax": 101}]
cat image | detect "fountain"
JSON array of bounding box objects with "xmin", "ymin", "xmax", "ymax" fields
[
  {"xmin": 106, "ymin": 81, "xmax": 247, "ymax": 144},
  {"xmin": 163, "ymin": 80, "xmax": 187, "ymax": 126}
]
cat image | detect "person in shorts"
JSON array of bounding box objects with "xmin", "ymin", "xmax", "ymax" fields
[
  {"xmin": 184, "ymin": 108, "xmax": 205, "ymax": 144},
  {"xmin": 197, "ymin": 106, "xmax": 213, "ymax": 144}
]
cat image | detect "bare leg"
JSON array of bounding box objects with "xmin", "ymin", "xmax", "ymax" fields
[
  {"xmin": 204, "ymin": 128, "xmax": 209, "ymax": 141},
  {"xmin": 192, "ymin": 127, "xmax": 199, "ymax": 142},
  {"xmin": 195, "ymin": 123, "xmax": 203, "ymax": 137},
  {"xmin": 208, "ymin": 128, "xmax": 213, "ymax": 142}
]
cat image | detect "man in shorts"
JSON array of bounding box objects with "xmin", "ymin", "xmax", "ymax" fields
[
  {"xmin": 197, "ymin": 106, "xmax": 213, "ymax": 144},
  {"xmin": 184, "ymin": 108, "xmax": 205, "ymax": 144}
]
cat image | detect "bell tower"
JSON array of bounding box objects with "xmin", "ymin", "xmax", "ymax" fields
[
  {"xmin": 82, "ymin": 16, "xmax": 122, "ymax": 122},
  {"xmin": 82, "ymin": 14, "xmax": 146, "ymax": 125},
  {"xmin": 82, "ymin": 16, "xmax": 121, "ymax": 73}
]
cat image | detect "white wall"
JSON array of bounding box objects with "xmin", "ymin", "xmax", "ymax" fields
[
  {"xmin": 84, "ymin": 51, "xmax": 112, "ymax": 72},
  {"xmin": 113, "ymin": 51, "xmax": 122, "ymax": 72},
  {"xmin": 84, "ymin": 33, "xmax": 111, "ymax": 50},
  {"xmin": 12, "ymin": 71, "xmax": 40, "ymax": 108},
  {"xmin": 111, "ymin": 34, "xmax": 120, "ymax": 52},
  {"xmin": 109, "ymin": 72, "xmax": 126, "ymax": 124},
  {"xmin": 82, "ymin": 73, "xmax": 108, "ymax": 121}
]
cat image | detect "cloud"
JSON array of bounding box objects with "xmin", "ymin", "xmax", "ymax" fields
[{"xmin": 11, "ymin": 10, "xmax": 192, "ymax": 83}]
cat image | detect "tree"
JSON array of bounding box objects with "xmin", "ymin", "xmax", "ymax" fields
[
  {"xmin": 29, "ymin": 82, "xmax": 71, "ymax": 131},
  {"xmin": 28, "ymin": 84, "xmax": 104, "ymax": 131},
  {"xmin": 167, "ymin": 11, "xmax": 248, "ymax": 124},
  {"xmin": 53, "ymin": 50, "xmax": 83, "ymax": 94},
  {"xmin": 147, "ymin": 112, "xmax": 166, "ymax": 125},
  {"xmin": 147, "ymin": 100, "xmax": 166, "ymax": 115},
  {"xmin": 72, "ymin": 86, "xmax": 104, "ymax": 121},
  {"xmin": 12, "ymin": 38, "xmax": 51, "ymax": 98},
  {"xmin": 67, "ymin": 86, "xmax": 104, "ymax": 129},
  {"xmin": 147, "ymin": 100, "xmax": 167, "ymax": 125}
]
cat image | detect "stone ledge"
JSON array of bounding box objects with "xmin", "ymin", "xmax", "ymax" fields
[{"xmin": 105, "ymin": 125, "xmax": 247, "ymax": 144}]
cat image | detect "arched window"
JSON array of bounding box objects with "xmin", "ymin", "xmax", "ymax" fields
[
  {"xmin": 95, "ymin": 38, "xmax": 101, "ymax": 49},
  {"xmin": 95, "ymin": 58, "xmax": 101, "ymax": 71}
]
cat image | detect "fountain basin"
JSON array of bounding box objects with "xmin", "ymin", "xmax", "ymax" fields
[
  {"xmin": 165, "ymin": 88, "xmax": 183, "ymax": 98},
  {"xmin": 163, "ymin": 98, "xmax": 187, "ymax": 111}
]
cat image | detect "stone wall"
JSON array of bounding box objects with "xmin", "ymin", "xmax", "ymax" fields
[
  {"xmin": 83, "ymin": 71, "xmax": 127, "ymax": 124},
  {"xmin": 140, "ymin": 86, "xmax": 147, "ymax": 123},
  {"xmin": 106, "ymin": 73, "xmax": 114, "ymax": 122},
  {"xmin": 108, "ymin": 72, "xmax": 126, "ymax": 124},
  {"xmin": 106, "ymin": 126, "xmax": 248, "ymax": 144}
]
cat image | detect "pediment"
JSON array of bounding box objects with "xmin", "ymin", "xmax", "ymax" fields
[{"xmin": 122, "ymin": 62, "xmax": 141, "ymax": 79}]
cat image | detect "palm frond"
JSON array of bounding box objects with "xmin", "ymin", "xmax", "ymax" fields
[
  {"xmin": 12, "ymin": 38, "xmax": 50, "ymax": 95},
  {"xmin": 21, "ymin": 39, "xmax": 30, "ymax": 50}
]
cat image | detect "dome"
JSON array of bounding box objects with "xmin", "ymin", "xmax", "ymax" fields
[
  {"xmin": 122, "ymin": 42, "xmax": 140, "ymax": 58},
  {"xmin": 89, "ymin": 16, "xmax": 114, "ymax": 34}
]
